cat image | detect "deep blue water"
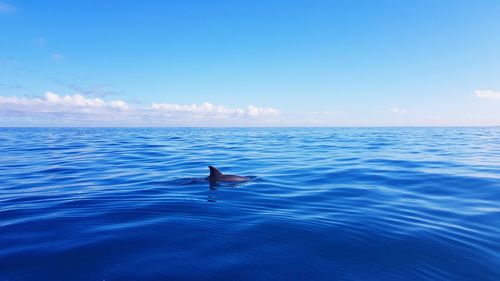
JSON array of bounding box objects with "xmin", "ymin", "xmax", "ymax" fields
[{"xmin": 1, "ymin": 127, "xmax": 499, "ymax": 281}]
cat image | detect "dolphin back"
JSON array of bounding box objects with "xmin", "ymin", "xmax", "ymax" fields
[
  {"xmin": 208, "ymin": 166, "xmax": 223, "ymax": 178},
  {"xmin": 207, "ymin": 166, "xmax": 250, "ymax": 183}
]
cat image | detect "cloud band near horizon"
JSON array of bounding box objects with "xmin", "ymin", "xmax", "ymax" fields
[{"xmin": 0, "ymin": 92, "xmax": 281, "ymax": 126}]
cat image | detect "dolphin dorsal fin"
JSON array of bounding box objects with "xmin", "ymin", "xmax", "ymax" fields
[{"xmin": 208, "ymin": 166, "xmax": 223, "ymax": 177}]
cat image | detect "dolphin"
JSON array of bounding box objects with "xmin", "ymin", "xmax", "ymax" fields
[{"xmin": 205, "ymin": 166, "xmax": 250, "ymax": 183}]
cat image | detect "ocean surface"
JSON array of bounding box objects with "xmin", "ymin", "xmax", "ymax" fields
[{"xmin": 1, "ymin": 127, "xmax": 499, "ymax": 281}]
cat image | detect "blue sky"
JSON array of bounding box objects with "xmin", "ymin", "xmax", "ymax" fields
[{"xmin": 1, "ymin": 0, "xmax": 499, "ymax": 126}]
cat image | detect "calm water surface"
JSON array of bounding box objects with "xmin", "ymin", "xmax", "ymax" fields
[{"xmin": 1, "ymin": 128, "xmax": 499, "ymax": 280}]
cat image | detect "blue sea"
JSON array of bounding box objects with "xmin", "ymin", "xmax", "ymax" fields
[{"xmin": 1, "ymin": 127, "xmax": 499, "ymax": 281}]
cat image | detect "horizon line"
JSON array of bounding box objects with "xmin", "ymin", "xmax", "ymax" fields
[{"xmin": 1, "ymin": 125, "xmax": 499, "ymax": 129}]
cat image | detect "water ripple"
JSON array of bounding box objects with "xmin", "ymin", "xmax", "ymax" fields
[{"xmin": 0, "ymin": 127, "xmax": 499, "ymax": 281}]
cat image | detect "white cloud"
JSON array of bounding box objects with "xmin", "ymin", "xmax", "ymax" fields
[
  {"xmin": 110, "ymin": 100, "xmax": 129, "ymax": 110},
  {"xmin": 152, "ymin": 102, "xmax": 244, "ymax": 116},
  {"xmin": 247, "ymin": 105, "xmax": 280, "ymax": 116},
  {"xmin": 391, "ymin": 107, "xmax": 407, "ymax": 114},
  {"xmin": 0, "ymin": 92, "xmax": 130, "ymax": 112},
  {"xmin": 152, "ymin": 102, "xmax": 279, "ymax": 118},
  {"xmin": 0, "ymin": 2, "xmax": 14, "ymax": 13},
  {"xmin": 44, "ymin": 91, "xmax": 105, "ymax": 107},
  {"xmin": 475, "ymin": 90, "xmax": 500, "ymax": 101},
  {"xmin": 52, "ymin": 53, "xmax": 64, "ymax": 60},
  {"xmin": 0, "ymin": 92, "xmax": 281, "ymax": 126}
]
